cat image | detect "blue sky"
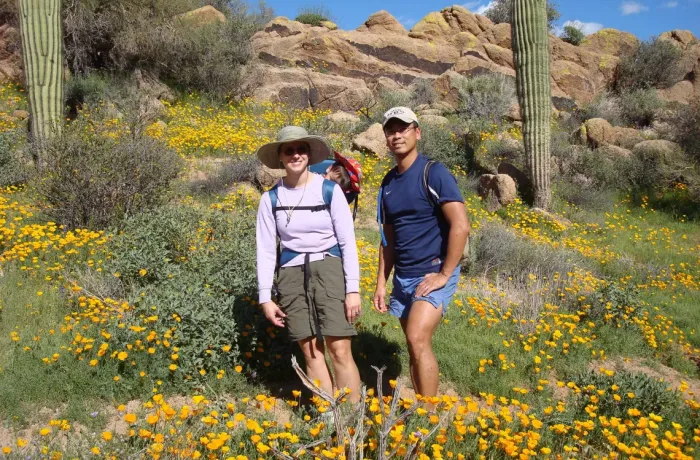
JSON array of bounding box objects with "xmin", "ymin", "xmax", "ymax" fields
[{"xmin": 260, "ymin": 0, "xmax": 700, "ymax": 40}]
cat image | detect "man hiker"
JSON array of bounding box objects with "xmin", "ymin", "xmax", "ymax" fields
[{"xmin": 373, "ymin": 107, "xmax": 470, "ymax": 406}]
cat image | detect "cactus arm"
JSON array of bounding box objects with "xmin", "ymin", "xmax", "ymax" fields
[
  {"xmin": 17, "ymin": 0, "xmax": 64, "ymax": 153},
  {"xmin": 512, "ymin": 0, "xmax": 552, "ymax": 209}
]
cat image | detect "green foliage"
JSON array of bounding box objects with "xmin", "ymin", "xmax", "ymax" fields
[
  {"xmin": 673, "ymin": 100, "xmax": 700, "ymax": 162},
  {"xmin": 575, "ymin": 91, "xmax": 622, "ymax": 126},
  {"xmin": 105, "ymin": 204, "xmax": 258, "ymax": 376},
  {"xmin": 418, "ymin": 122, "xmax": 465, "ymax": 170},
  {"xmin": 561, "ymin": 24, "xmax": 585, "ymax": 45},
  {"xmin": 571, "ymin": 369, "xmax": 687, "ymax": 421},
  {"xmin": 0, "ymin": 129, "xmax": 29, "ymax": 187},
  {"xmin": 189, "ymin": 157, "xmax": 261, "ymax": 195},
  {"xmin": 618, "ymin": 88, "xmax": 665, "ymax": 127},
  {"xmin": 615, "ymin": 37, "xmax": 684, "ymax": 91},
  {"xmin": 65, "ymin": 72, "xmax": 113, "ymax": 111},
  {"xmin": 587, "ymin": 282, "xmax": 642, "ymax": 326},
  {"xmin": 34, "ymin": 111, "xmax": 182, "ymax": 229},
  {"xmin": 409, "ymin": 78, "xmax": 438, "ymax": 107},
  {"xmin": 294, "ymin": 4, "xmax": 333, "ymax": 26},
  {"xmin": 456, "ymin": 73, "xmax": 515, "ymax": 128},
  {"xmin": 483, "ymin": 0, "xmax": 561, "ymax": 30},
  {"xmin": 63, "ymin": 0, "xmax": 272, "ymax": 99}
]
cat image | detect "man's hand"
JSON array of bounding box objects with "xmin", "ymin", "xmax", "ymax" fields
[
  {"xmin": 345, "ymin": 292, "xmax": 362, "ymax": 323},
  {"xmin": 415, "ymin": 272, "xmax": 449, "ymax": 298},
  {"xmin": 261, "ymin": 301, "xmax": 287, "ymax": 327},
  {"xmin": 373, "ymin": 284, "xmax": 388, "ymax": 313}
]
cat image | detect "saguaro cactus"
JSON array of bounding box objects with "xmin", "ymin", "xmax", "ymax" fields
[
  {"xmin": 512, "ymin": 0, "xmax": 551, "ymax": 209},
  {"xmin": 17, "ymin": 0, "xmax": 63, "ymax": 154}
]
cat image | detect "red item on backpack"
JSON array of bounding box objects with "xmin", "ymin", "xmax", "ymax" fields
[{"xmin": 333, "ymin": 151, "xmax": 362, "ymax": 193}]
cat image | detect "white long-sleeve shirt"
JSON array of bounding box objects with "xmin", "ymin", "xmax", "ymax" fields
[{"xmin": 256, "ymin": 173, "xmax": 360, "ymax": 304}]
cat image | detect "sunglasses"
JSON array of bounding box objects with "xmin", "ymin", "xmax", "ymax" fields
[{"xmin": 281, "ymin": 145, "xmax": 310, "ymax": 156}]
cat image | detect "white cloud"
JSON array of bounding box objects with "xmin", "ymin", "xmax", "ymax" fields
[
  {"xmin": 620, "ymin": 1, "xmax": 650, "ymax": 15},
  {"xmin": 554, "ymin": 20, "xmax": 604, "ymax": 37},
  {"xmin": 662, "ymin": 1, "xmax": 678, "ymax": 7},
  {"xmin": 461, "ymin": 1, "xmax": 494, "ymax": 15}
]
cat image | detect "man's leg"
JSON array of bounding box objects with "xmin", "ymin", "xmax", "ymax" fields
[
  {"xmin": 325, "ymin": 336, "xmax": 361, "ymax": 403},
  {"xmin": 297, "ymin": 337, "xmax": 333, "ymax": 396},
  {"xmin": 400, "ymin": 300, "xmax": 443, "ymax": 405}
]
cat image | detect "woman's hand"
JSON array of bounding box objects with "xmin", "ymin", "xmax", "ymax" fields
[
  {"xmin": 261, "ymin": 301, "xmax": 286, "ymax": 327},
  {"xmin": 345, "ymin": 292, "xmax": 362, "ymax": 323}
]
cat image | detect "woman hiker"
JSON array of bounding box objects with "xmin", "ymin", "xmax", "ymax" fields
[{"xmin": 255, "ymin": 126, "xmax": 362, "ymax": 402}]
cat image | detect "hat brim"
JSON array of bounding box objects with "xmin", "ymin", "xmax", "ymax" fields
[
  {"xmin": 382, "ymin": 115, "xmax": 419, "ymax": 127},
  {"xmin": 256, "ymin": 136, "xmax": 331, "ymax": 169}
]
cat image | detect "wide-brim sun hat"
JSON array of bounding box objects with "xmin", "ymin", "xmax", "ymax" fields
[{"xmin": 256, "ymin": 126, "xmax": 331, "ymax": 169}]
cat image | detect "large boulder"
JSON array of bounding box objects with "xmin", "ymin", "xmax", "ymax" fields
[
  {"xmin": 420, "ymin": 114, "xmax": 450, "ymax": 126},
  {"xmin": 611, "ymin": 127, "xmax": 644, "ymax": 149},
  {"xmin": 550, "ymin": 60, "xmax": 597, "ymax": 106},
  {"xmin": 478, "ymin": 23, "xmax": 512, "ymax": 49},
  {"xmin": 352, "ymin": 123, "xmax": 389, "ymax": 157},
  {"xmin": 658, "ymin": 80, "xmax": 696, "ymax": 105},
  {"xmin": 262, "ymin": 17, "xmax": 308, "ymax": 37},
  {"xmin": 497, "ymin": 162, "xmax": 532, "ymax": 204},
  {"xmin": 256, "ymin": 164, "xmax": 286, "ymax": 189},
  {"xmin": 576, "ymin": 118, "xmax": 615, "ymax": 148},
  {"xmin": 175, "ymin": 5, "xmax": 226, "ymax": 27},
  {"xmin": 433, "ymin": 70, "xmax": 466, "ymax": 107},
  {"xmin": 452, "ymin": 50, "xmax": 515, "ymax": 79},
  {"xmin": 249, "ymin": 65, "xmax": 372, "ymax": 111},
  {"xmin": 134, "ymin": 69, "xmax": 176, "ymax": 102},
  {"xmin": 356, "ymin": 11, "xmax": 407, "ymax": 34},
  {"xmin": 409, "ymin": 6, "xmax": 492, "ymax": 41},
  {"xmin": 579, "ymin": 29, "xmax": 639, "ymax": 57},
  {"xmin": 478, "ymin": 173, "xmax": 517, "ymax": 207},
  {"xmin": 597, "ymin": 144, "xmax": 632, "ymax": 158},
  {"xmin": 632, "ymin": 139, "xmax": 682, "ymax": 159}
]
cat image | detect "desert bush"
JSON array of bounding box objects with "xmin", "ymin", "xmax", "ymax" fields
[
  {"xmin": 571, "ymin": 369, "xmax": 688, "ymax": 422},
  {"xmin": 0, "ymin": 129, "xmax": 29, "ymax": 187},
  {"xmin": 190, "ymin": 157, "xmax": 260, "ymax": 195},
  {"xmin": 63, "ymin": 0, "xmax": 271, "ymax": 99},
  {"xmin": 618, "ymin": 88, "xmax": 665, "ymax": 127},
  {"xmin": 587, "ymin": 282, "xmax": 643, "ymax": 325},
  {"xmin": 104, "ymin": 204, "xmax": 258, "ymax": 376},
  {"xmin": 65, "ymin": 72, "xmax": 113, "ymax": 114},
  {"xmin": 575, "ymin": 91, "xmax": 622, "ymax": 126},
  {"xmin": 456, "ymin": 73, "xmax": 515, "ymax": 128},
  {"xmin": 484, "ymin": 0, "xmax": 560, "ymax": 30},
  {"xmin": 294, "ymin": 4, "xmax": 332, "ymax": 26},
  {"xmin": 469, "ymin": 222, "xmax": 583, "ymax": 281},
  {"xmin": 615, "ymin": 37, "xmax": 684, "ymax": 91},
  {"xmin": 34, "ymin": 113, "xmax": 182, "ymax": 229},
  {"xmin": 561, "ymin": 24, "xmax": 585, "ymax": 46},
  {"xmin": 419, "ymin": 122, "xmax": 466, "ymax": 170},
  {"xmin": 673, "ymin": 100, "xmax": 700, "ymax": 161},
  {"xmin": 366, "ymin": 89, "xmax": 413, "ymax": 123},
  {"xmin": 409, "ymin": 78, "xmax": 438, "ymax": 107}
]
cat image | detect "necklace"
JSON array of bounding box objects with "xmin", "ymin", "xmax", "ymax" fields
[{"xmin": 280, "ymin": 172, "xmax": 309, "ymax": 226}]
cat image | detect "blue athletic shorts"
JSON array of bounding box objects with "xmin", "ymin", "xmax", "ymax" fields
[{"xmin": 389, "ymin": 266, "xmax": 461, "ymax": 320}]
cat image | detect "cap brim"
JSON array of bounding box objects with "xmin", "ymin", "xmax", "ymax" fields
[
  {"xmin": 256, "ymin": 136, "xmax": 332, "ymax": 169},
  {"xmin": 382, "ymin": 115, "xmax": 419, "ymax": 127}
]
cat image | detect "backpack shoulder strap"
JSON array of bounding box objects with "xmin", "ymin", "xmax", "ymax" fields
[
  {"xmin": 269, "ymin": 183, "xmax": 280, "ymax": 211},
  {"xmin": 322, "ymin": 179, "xmax": 335, "ymax": 206},
  {"xmin": 423, "ymin": 160, "xmax": 439, "ymax": 207}
]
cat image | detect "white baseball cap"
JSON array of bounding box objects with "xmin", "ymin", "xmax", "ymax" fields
[{"xmin": 382, "ymin": 106, "xmax": 419, "ymax": 127}]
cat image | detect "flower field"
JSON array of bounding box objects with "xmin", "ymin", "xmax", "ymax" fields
[{"xmin": 0, "ymin": 85, "xmax": 699, "ymax": 459}]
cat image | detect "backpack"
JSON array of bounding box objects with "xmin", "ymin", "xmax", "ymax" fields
[
  {"xmin": 309, "ymin": 153, "xmax": 363, "ymax": 220},
  {"xmin": 378, "ymin": 160, "xmax": 469, "ymax": 261}
]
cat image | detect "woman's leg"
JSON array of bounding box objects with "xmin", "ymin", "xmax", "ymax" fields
[
  {"xmin": 325, "ymin": 336, "xmax": 361, "ymax": 403},
  {"xmin": 298, "ymin": 336, "xmax": 334, "ymax": 395}
]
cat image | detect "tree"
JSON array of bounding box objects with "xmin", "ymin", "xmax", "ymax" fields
[
  {"xmin": 561, "ymin": 24, "xmax": 584, "ymax": 45},
  {"xmin": 484, "ymin": 0, "xmax": 560, "ymax": 31},
  {"xmin": 512, "ymin": 0, "xmax": 552, "ymax": 209},
  {"xmin": 17, "ymin": 0, "xmax": 64, "ymax": 162}
]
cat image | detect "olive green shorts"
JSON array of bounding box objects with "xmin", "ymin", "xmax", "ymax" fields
[{"xmin": 277, "ymin": 256, "xmax": 357, "ymax": 342}]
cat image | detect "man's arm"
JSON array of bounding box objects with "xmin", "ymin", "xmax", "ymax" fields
[
  {"xmin": 374, "ymin": 223, "xmax": 395, "ymax": 313},
  {"xmin": 414, "ymin": 202, "xmax": 470, "ymax": 297}
]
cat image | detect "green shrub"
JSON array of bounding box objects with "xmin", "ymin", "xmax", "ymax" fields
[
  {"xmin": 418, "ymin": 122, "xmax": 466, "ymax": 170},
  {"xmin": 34, "ymin": 111, "xmax": 182, "ymax": 229},
  {"xmin": 294, "ymin": 4, "xmax": 333, "ymax": 26},
  {"xmin": 484, "ymin": 0, "xmax": 561, "ymax": 30},
  {"xmin": 0, "ymin": 129, "xmax": 29, "ymax": 187},
  {"xmin": 575, "ymin": 91, "xmax": 622, "ymax": 126},
  {"xmin": 618, "ymin": 88, "xmax": 665, "ymax": 127},
  {"xmin": 102, "ymin": 204, "xmax": 258, "ymax": 379},
  {"xmin": 571, "ymin": 369, "xmax": 688, "ymax": 422},
  {"xmin": 586, "ymin": 282, "xmax": 642, "ymax": 326},
  {"xmin": 673, "ymin": 100, "xmax": 700, "ymax": 162},
  {"xmin": 615, "ymin": 37, "xmax": 684, "ymax": 91},
  {"xmin": 456, "ymin": 73, "xmax": 515, "ymax": 128},
  {"xmin": 189, "ymin": 157, "xmax": 261, "ymax": 195},
  {"xmin": 409, "ymin": 78, "xmax": 438, "ymax": 107},
  {"xmin": 63, "ymin": 0, "xmax": 271, "ymax": 99},
  {"xmin": 561, "ymin": 24, "xmax": 585, "ymax": 46}
]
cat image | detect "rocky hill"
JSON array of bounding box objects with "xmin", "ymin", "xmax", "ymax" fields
[{"xmin": 246, "ymin": 5, "xmax": 700, "ymax": 111}]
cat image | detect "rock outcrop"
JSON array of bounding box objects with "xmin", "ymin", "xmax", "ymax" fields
[
  {"xmin": 478, "ymin": 173, "xmax": 517, "ymax": 208},
  {"xmin": 352, "ymin": 123, "xmax": 389, "ymax": 158},
  {"xmin": 0, "ymin": 24, "xmax": 21, "ymax": 82}
]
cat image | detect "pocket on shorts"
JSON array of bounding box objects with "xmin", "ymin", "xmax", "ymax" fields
[{"xmin": 321, "ymin": 257, "xmax": 345, "ymax": 300}]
